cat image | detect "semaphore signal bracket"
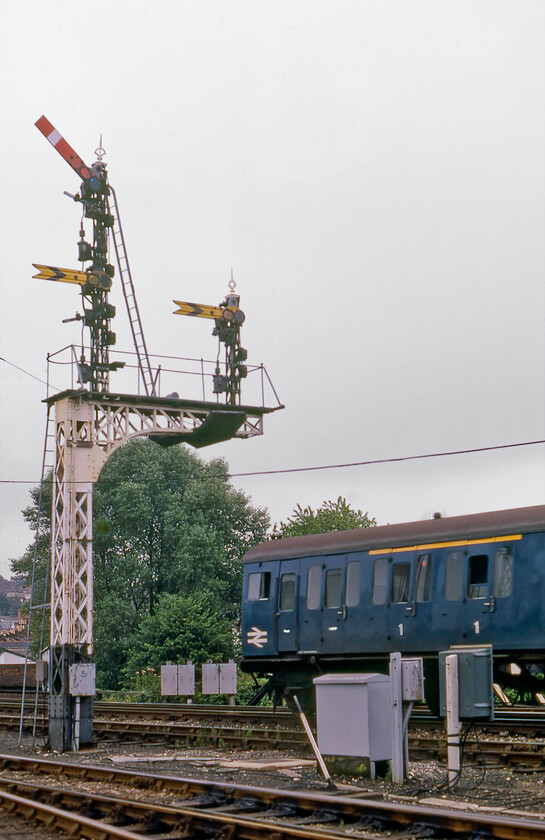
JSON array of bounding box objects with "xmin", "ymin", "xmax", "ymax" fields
[
  {"xmin": 30, "ymin": 115, "xmax": 283, "ymax": 752},
  {"xmin": 34, "ymin": 114, "xmax": 283, "ymax": 446}
]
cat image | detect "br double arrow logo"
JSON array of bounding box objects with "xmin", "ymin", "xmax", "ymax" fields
[{"xmin": 246, "ymin": 626, "xmax": 268, "ymax": 648}]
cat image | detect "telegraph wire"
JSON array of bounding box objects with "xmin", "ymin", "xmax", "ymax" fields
[
  {"xmin": 1, "ymin": 438, "xmax": 543, "ymax": 485},
  {"xmin": 228, "ymin": 438, "xmax": 545, "ymax": 477},
  {"xmin": 0, "ymin": 356, "xmax": 61, "ymax": 392}
]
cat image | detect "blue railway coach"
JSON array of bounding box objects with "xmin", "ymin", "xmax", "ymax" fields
[{"xmin": 240, "ymin": 506, "xmax": 545, "ymax": 710}]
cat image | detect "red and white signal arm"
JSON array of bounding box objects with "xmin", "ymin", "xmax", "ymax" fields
[{"xmin": 35, "ymin": 115, "xmax": 92, "ymax": 181}]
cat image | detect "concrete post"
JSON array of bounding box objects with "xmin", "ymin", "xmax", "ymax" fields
[{"xmin": 445, "ymin": 653, "xmax": 462, "ymax": 785}]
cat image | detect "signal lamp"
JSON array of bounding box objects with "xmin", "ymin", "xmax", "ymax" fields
[
  {"xmin": 213, "ymin": 374, "xmax": 228, "ymax": 393},
  {"xmin": 77, "ymin": 363, "xmax": 93, "ymax": 383},
  {"xmin": 222, "ymin": 308, "xmax": 234, "ymax": 322},
  {"xmin": 78, "ymin": 240, "xmax": 93, "ymax": 262},
  {"xmin": 234, "ymin": 309, "xmax": 245, "ymax": 324},
  {"xmin": 87, "ymin": 271, "xmax": 112, "ymax": 290}
]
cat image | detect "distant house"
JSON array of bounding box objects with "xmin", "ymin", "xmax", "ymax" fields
[
  {"xmin": 0, "ymin": 611, "xmax": 27, "ymax": 636},
  {"xmin": 0, "ymin": 649, "xmax": 32, "ymax": 665},
  {"xmin": 0, "ymin": 609, "xmax": 30, "ymax": 664},
  {"xmin": 0, "ymin": 617, "xmax": 17, "ymax": 633}
]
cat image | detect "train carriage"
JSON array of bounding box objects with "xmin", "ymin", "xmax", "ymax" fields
[{"xmin": 240, "ymin": 505, "xmax": 545, "ymax": 711}]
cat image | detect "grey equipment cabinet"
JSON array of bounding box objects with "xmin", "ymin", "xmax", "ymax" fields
[
  {"xmin": 439, "ymin": 646, "xmax": 494, "ymax": 720},
  {"xmin": 313, "ymin": 673, "xmax": 392, "ymax": 768}
]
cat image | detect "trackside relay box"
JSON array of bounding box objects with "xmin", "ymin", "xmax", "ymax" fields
[
  {"xmin": 69, "ymin": 663, "xmax": 96, "ymax": 697},
  {"xmin": 439, "ymin": 646, "xmax": 494, "ymax": 720},
  {"xmin": 313, "ymin": 673, "xmax": 392, "ymax": 760}
]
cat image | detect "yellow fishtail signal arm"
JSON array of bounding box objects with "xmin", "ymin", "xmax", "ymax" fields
[
  {"xmin": 33, "ymin": 263, "xmax": 112, "ymax": 290},
  {"xmin": 173, "ymin": 297, "xmax": 245, "ymax": 324},
  {"xmin": 33, "ymin": 263, "xmax": 87, "ymax": 286},
  {"xmin": 173, "ymin": 300, "xmax": 225, "ymax": 320}
]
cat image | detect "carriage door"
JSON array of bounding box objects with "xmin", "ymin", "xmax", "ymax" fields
[
  {"xmin": 276, "ymin": 560, "xmax": 299, "ymax": 652},
  {"xmin": 464, "ymin": 550, "xmax": 493, "ymax": 640},
  {"xmin": 391, "ymin": 552, "xmax": 435, "ymax": 646},
  {"xmin": 387, "ymin": 555, "xmax": 414, "ymax": 648},
  {"xmin": 321, "ymin": 555, "xmax": 347, "ymax": 654}
]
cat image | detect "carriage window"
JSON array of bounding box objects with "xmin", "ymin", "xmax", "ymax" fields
[
  {"xmin": 372, "ymin": 557, "xmax": 389, "ymax": 604},
  {"xmin": 467, "ymin": 554, "xmax": 488, "ymax": 599},
  {"xmin": 493, "ymin": 547, "xmax": 513, "ymax": 597},
  {"xmin": 445, "ymin": 551, "xmax": 463, "ymax": 600},
  {"xmin": 306, "ymin": 565, "xmax": 322, "ymax": 610},
  {"xmin": 346, "ymin": 561, "xmax": 360, "ymax": 607},
  {"xmin": 415, "ymin": 554, "xmax": 432, "ymax": 602},
  {"xmin": 279, "ymin": 573, "xmax": 296, "ymax": 610},
  {"xmin": 247, "ymin": 571, "xmax": 271, "ymax": 601},
  {"xmin": 391, "ymin": 562, "xmax": 410, "ymax": 603},
  {"xmin": 325, "ymin": 569, "xmax": 342, "ymax": 608}
]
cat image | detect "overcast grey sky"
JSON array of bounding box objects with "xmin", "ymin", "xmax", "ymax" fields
[{"xmin": 1, "ymin": 0, "xmax": 544, "ymax": 579}]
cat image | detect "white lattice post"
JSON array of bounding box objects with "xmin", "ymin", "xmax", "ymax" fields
[{"xmin": 49, "ymin": 398, "xmax": 98, "ymax": 751}]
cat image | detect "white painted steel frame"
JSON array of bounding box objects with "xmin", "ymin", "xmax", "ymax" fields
[{"xmin": 50, "ymin": 392, "xmax": 264, "ymax": 654}]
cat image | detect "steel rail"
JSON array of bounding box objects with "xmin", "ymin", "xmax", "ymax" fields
[
  {"xmin": 4, "ymin": 696, "xmax": 545, "ymax": 734},
  {"xmin": 0, "ymin": 754, "xmax": 544, "ymax": 839},
  {"xmin": 3, "ymin": 694, "xmax": 545, "ymax": 722},
  {"xmin": 0, "ymin": 780, "xmax": 379, "ymax": 840},
  {"xmin": 0, "ymin": 696, "xmax": 293, "ymax": 721},
  {"xmin": 0, "ymin": 788, "xmax": 147, "ymax": 840},
  {"xmin": 2, "ymin": 712, "xmax": 307, "ymax": 751},
  {"xmin": 4, "ymin": 706, "xmax": 545, "ymax": 766}
]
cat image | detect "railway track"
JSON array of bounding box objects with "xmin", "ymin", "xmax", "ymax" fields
[
  {"xmin": 0, "ymin": 695, "xmax": 292, "ymax": 720},
  {"xmin": 11, "ymin": 720, "xmax": 545, "ymax": 769},
  {"xmin": 2, "ymin": 698, "xmax": 545, "ymax": 767},
  {"xmin": 1, "ymin": 753, "xmax": 544, "ymax": 839},
  {"xmin": 4, "ymin": 695, "xmax": 545, "ymax": 729}
]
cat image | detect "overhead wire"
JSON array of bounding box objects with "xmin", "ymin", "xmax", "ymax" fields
[
  {"xmin": 0, "ymin": 356, "xmax": 62, "ymax": 392},
  {"xmin": 0, "ymin": 437, "xmax": 543, "ymax": 485},
  {"xmin": 228, "ymin": 438, "xmax": 545, "ymax": 478}
]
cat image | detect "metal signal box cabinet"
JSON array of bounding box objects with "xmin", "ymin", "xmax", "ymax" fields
[
  {"xmin": 313, "ymin": 673, "xmax": 392, "ymax": 760},
  {"xmin": 178, "ymin": 663, "xmax": 195, "ymax": 696},
  {"xmin": 439, "ymin": 646, "xmax": 494, "ymax": 719},
  {"xmin": 68, "ymin": 663, "xmax": 96, "ymax": 697},
  {"xmin": 161, "ymin": 664, "xmax": 178, "ymax": 696},
  {"xmin": 202, "ymin": 662, "xmax": 237, "ymax": 695}
]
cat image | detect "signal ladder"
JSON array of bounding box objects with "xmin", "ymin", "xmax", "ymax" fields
[
  {"xmin": 19, "ymin": 405, "xmax": 56, "ymax": 745},
  {"xmin": 108, "ymin": 186, "xmax": 157, "ymax": 396}
]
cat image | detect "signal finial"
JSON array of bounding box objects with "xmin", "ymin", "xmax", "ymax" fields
[{"xmin": 94, "ymin": 134, "xmax": 106, "ymax": 162}]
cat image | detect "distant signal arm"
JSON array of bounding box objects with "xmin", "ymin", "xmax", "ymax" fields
[
  {"xmin": 173, "ymin": 301, "xmax": 226, "ymax": 320},
  {"xmin": 173, "ymin": 295, "xmax": 245, "ymax": 324},
  {"xmin": 33, "ymin": 264, "xmax": 112, "ymax": 290}
]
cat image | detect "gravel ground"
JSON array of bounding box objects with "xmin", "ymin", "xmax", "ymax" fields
[{"xmin": 2, "ymin": 730, "xmax": 545, "ymax": 824}]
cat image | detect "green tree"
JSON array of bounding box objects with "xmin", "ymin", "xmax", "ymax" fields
[
  {"xmin": 13, "ymin": 440, "xmax": 270, "ymax": 688},
  {"xmin": 0, "ymin": 591, "xmax": 22, "ymax": 617},
  {"xmin": 11, "ymin": 473, "xmax": 52, "ymax": 656},
  {"xmin": 272, "ymin": 496, "xmax": 376, "ymax": 538},
  {"xmin": 125, "ymin": 591, "xmax": 234, "ymax": 677}
]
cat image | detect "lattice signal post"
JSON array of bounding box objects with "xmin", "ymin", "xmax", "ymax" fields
[
  {"xmin": 174, "ymin": 283, "xmax": 248, "ymax": 406},
  {"xmin": 35, "ymin": 116, "xmax": 118, "ymax": 393},
  {"xmin": 34, "ymin": 117, "xmax": 283, "ymax": 751}
]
